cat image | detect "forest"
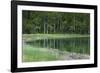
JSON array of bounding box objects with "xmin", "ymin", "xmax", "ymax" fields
[{"xmin": 22, "ymin": 10, "xmax": 90, "ymax": 34}]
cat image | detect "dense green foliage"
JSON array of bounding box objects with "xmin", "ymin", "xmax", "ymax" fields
[{"xmin": 22, "ymin": 10, "xmax": 90, "ymax": 34}]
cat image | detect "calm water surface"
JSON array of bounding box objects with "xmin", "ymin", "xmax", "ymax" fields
[{"xmin": 26, "ymin": 37, "xmax": 90, "ymax": 54}]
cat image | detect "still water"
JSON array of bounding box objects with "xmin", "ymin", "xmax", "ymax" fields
[{"xmin": 26, "ymin": 37, "xmax": 90, "ymax": 55}]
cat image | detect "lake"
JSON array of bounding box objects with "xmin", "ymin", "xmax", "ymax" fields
[{"xmin": 25, "ymin": 37, "xmax": 90, "ymax": 55}]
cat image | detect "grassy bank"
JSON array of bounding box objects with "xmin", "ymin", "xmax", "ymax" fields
[
  {"xmin": 23, "ymin": 44, "xmax": 59, "ymax": 62},
  {"xmin": 23, "ymin": 44, "xmax": 89, "ymax": 62},
  {"xmin": 23, "ymin": 34, "xmax": 90, "ymax": 42}
]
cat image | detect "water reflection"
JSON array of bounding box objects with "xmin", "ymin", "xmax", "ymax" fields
[{"xmin": 26, "ymin": 37, "xmax": 90, "ymax": 55}]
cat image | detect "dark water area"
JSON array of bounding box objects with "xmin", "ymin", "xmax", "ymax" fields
[{"xmin": 26, "ymin": 37, "xmax": 90, "ymax": 54}]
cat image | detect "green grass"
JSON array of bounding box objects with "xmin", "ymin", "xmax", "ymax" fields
[
  {"xmin": 23, "ymin": 34, "xmax": 89, "ymax": 42},
  {"xmin": 23, "ymin": 44, "xmax": 59, "ymax": 62},
  {"xmin": 23, "ymin": 44, "xmax": 90, "ymax": 62}
]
